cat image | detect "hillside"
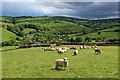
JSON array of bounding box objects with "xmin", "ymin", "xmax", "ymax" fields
[
  {"xmin": 0, "ymin": 16, "xmax": 119, "ymax": 46},
  {"xmin": 0, "ymin": 28, "xmax": 17, "ymax": 43}
]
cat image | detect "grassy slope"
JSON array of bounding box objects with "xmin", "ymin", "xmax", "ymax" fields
[
  {"xmin": 0, "ymin": 28, "xmax": 2, "ymax": 43},
  {"xmin": 0, "ymin": 46, "xmax": 18, "ymax": 52},
  {"xmin": 22, "ymin": 28, "xmax": 36, "ymax": 34},
  {"xmin": 100, "ymin": 27, "xmax": 119, "ymax": 32},
  {"xmin": 2, "ymin": 46, "xmax": 118, "ymax": 78},
  {"xmin": 0, "ymin": 28, "xmax": 17, "ymax": 42},
  {"xmin": 81, "ymin": 32, "xmax": 118, "ymax": 38}
]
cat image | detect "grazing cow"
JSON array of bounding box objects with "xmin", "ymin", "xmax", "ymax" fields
[{"xmin": 55, "ymin": 57, "xmax": 68, "ymax": 69}]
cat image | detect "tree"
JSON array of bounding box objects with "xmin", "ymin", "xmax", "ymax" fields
[
  {"xmin": 17, "ymin": 32, "xmax": 24, "ymax": 37},
  {"xmin": 70, "ymin": 37, "xmax": 75, "ymax": 42},
  {"xmin": 85, "ymin": 36, "xmax": 92, "ymax": 42},
  {"xmin": 97, "ymin": 32, "xmax": 101, "ymax": 34},
  {"xmin": 82, "ymin": 29, "xmax": 90, "ymax": 35},
  {"xmin": 75, "ymin": 37, "xmax": 83, "ymax": 42},
  {"xmin": 23, "ymin": 38, "xmax": 32, "ymax": 45},
  {"xmin": 16, "ymin": 37, "xmax": 22, "ymax": 41},
  {"xmin": 33, "ymin": 40, "xmax": 36, "ymax": 43},
  {"xmin": 2, "ymin": 40, "xmax": 16, "ymax": 46},
  {"xmin": 12, "ymin": 17, "xmax": 16, "ymax": 24}
]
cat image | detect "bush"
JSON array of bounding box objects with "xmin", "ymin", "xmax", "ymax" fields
[
  {"xmin": 16, "ymin": 37, "xmax": 22, "ymax": 41},
  {"xmin": 16, "ymin": 31, "xmax": 24, "ymax": 37},
  {"xmin": 70, "ymin": 37, "xmax": 75, "ymax": 42},
  {"xmin": 75, "ymin": 37, "xmax": 84, "ymax": 42},
  {"xmin": 85, "ymin": 36, "xmax": 92, "ymax": 42},
  {"xmin": 97, "ymin": 32, "xmax": 101, "ymax": 34},
  {"xmin": 2, "ymin": 40, "xmax": 16, "ymax": 46}
]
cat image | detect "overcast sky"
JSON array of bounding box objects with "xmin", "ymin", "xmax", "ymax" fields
[{"xmin": 1, "ymin": 1, "xmax": 119, "ymax": 19}]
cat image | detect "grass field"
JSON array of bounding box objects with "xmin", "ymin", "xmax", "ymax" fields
[
  {"xmin": 2, "ymin": 46, "xmax": 118, "ymax": 78},
  {"xmin": 22, "ymin": 28, "xmax": 36, "ymax": 34},
  {"xmin": 67, "ymin": 31, "xmax": 119, "ymax": 41},
  {"xmin": 0, "ymin": 28, "xmax": 17, "ymax": 42},
  {"xmin": 0, "ymin": 46, "xmax": 18, "ymax": 52},
  {"xmin": 81, "ymin": 32, "xmax": 118, "ymax": 39},
  {"xmin": 100, "ymin": 27, "xmax": 119, "ymax": 32}
]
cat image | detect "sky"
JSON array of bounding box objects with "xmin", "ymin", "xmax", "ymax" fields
[{"xmin": 1, "ymin": 0, "xmax": 119, "ymax": 19}]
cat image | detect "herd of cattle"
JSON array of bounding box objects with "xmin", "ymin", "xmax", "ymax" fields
[{"xmin": 43, "ymin": 45, "xmax": 102, "ymax": 69}]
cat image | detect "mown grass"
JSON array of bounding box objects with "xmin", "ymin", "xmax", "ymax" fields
[{"xmin": 2, "ymin": 46, "xmax": 118, "ymax": 78}]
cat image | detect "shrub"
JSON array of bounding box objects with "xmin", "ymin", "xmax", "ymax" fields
[{"xmin": 97, "ymin": 32, "xmax": 101, "ymax": 34}]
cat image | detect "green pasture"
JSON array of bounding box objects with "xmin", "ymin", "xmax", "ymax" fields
[
  {"xmin": 81, "ymin": 32, "xmax": 118, "ymax": 39},
  {"xmin": 0, "ymin": 46, "xmax": 18, "ymax": 52},
  {"xmin": 100, "ymin": 27, "xmax": 119, "ymax": 32},
  {"xmin": 0, "ymin": 28, "xmax": 17, "ymax": 42},
  {"xmin": 2, "ymin": 46, "xmax": 118, "ymax": 78},
  {"xmin": 22, "ymin": 28, "xmax": 36, "ymax": 34}
]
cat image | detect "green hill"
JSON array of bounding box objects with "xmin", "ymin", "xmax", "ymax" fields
[
  {"xmin": 82, "ymin": 32, "xmax": 118, "ymax": 38},
  {"xmin": 100, "ymin": 27, "xmax": 119, "ymax": 32},
  {"xmin": 0, "ymin": 16, "xmax": 119, "ymax": 46},
  {"xmin": 0, "ymin": 28, "xmax": 17, "ymax": 43},
  {"xmin": 82, "ymin": 32, "xmax": 118, "ymax": 41},
  {"xmin": 22, "ymin": 28, "xmax": 36, "ymax": 34}
]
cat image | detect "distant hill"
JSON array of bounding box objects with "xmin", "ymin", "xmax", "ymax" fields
[{"xmin": 0, "ymin": 16, "xmax": 119, "ymax": 46}]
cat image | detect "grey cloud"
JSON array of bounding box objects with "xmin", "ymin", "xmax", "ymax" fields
[
  {"xmin": 55, "ymin": 2, "xmax": 118, "ymax": 18},
  {"xmin": 2, "ymin": 2, "xmax": 118, "ymax": 19}
]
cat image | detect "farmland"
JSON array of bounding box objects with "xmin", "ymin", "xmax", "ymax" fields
[
  {"xmin": 1, "ymin": 16, "xmax": 119, "ymax": 46},
  {"xmin": 81, "ymin": 32, "xmax": 118, "ymax": 39},
  {"xmin": 2, "ymin": 46, "xmax": 118, "ymax": 78},
  {"xmin": 1, "ymin": 16, "xmax": 119, "ymax": 78},
  {"xmin": 0, "ymin": 28, "xmax": 17, "ymax": 42}
]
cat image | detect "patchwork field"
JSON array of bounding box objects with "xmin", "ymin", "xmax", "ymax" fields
[{"xmin": 2, "ymin": 46, "xmax": 118, "ymax": 78}]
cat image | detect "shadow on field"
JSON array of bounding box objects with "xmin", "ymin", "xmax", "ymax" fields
[
  {"xmin": 50, "ymin": 68, "xmax": 66, "ymax": 71},
  {"xmin": 72, "ymin": 55, "xmax": 77, "ymax": 56}
]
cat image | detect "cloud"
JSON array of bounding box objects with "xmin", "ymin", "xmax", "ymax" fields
[
  {"xmin": 64, "ymin": 2, "xmax": 118, "ymax": 18},
  {"xmin": 32, "ymin": 2, "xmax": 74, "ymax": 15},
  {"xmin": 2, "ymin": 2, "xmax": 118, "ymax": 19},
  {"xmin": 2, "ymin": 0, "xmax": 120, "ymax": 2},
  {"xmin": 2, "ymin": 0, "xmax": 36, "ymax": 2}
]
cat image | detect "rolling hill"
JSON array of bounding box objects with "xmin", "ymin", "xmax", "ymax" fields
[
  {"xmin": 0, "ymin": 28, "xmax": 17, "ymax": 43},
  {"xmin": 0, "ymin": 16, "xmax": 119, "ymax": 46}
]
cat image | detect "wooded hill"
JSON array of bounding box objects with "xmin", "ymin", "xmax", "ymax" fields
[{"xmin": 0, "ymin": 16, "xmax": 119, "ymax": 46}]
